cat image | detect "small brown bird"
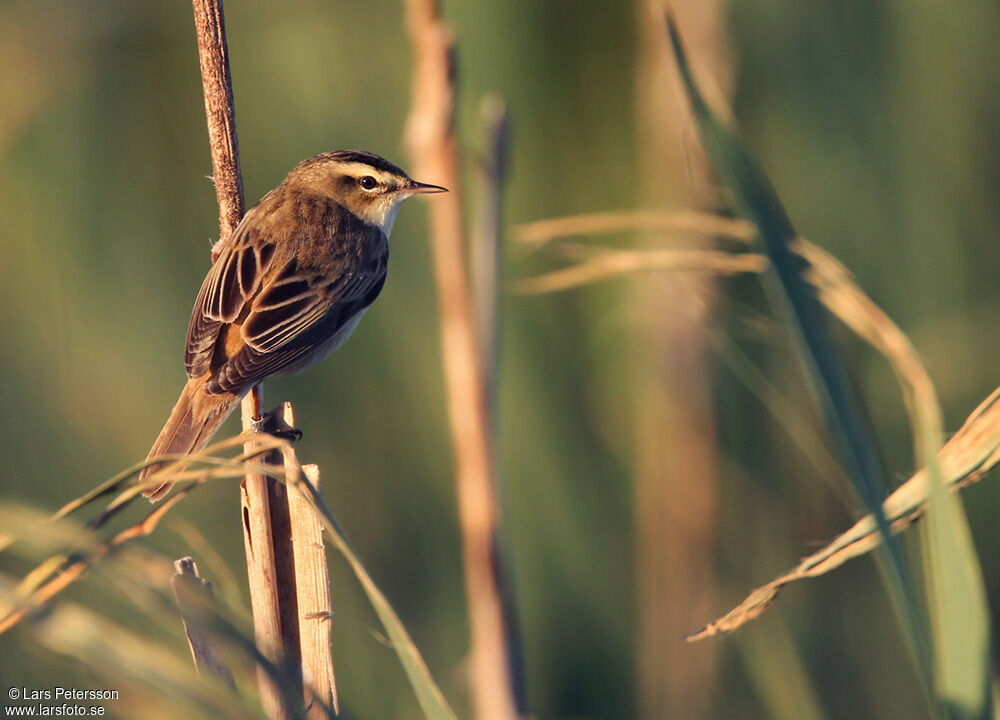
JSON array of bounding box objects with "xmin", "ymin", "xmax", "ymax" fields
[{"xmin": 141, "ymin": 151, "xmax": 445, "ymax": 500}]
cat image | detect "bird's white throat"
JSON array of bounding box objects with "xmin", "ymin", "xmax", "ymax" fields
[{"xmin": 358, "ymin": 196, "xmax": 405, "ymax": 237}]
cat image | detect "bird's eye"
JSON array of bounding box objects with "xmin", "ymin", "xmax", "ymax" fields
[{"xmin": 359, "ymin": 176, "xmax": 377, "ymax": 190}]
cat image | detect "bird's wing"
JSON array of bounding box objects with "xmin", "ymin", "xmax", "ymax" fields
[
  {"xmin": 206, "ymin": 254, "xmax": 387, "ymax": 394},
  {"xmin": 185, "ymin": 196, "xmax": 388, "ymax": 395},
  {"xmin": 184, "ymin": 217, "xmax": 275, "ymax": 379},
  {"xmin": 184, "ymin": 202, "xmax": 388, "ymax": 395}
]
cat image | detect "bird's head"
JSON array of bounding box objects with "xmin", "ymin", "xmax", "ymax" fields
[{"xmin": 291, "ymin": 150, "xmax": 446, "ymax": 234}]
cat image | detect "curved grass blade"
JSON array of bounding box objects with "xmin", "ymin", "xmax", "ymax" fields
[
  {"xmin": 688, "ymin": 258, "xmax": 996, "ymax": 678},
  {"xmin": 664, "ymin": 11, "xmax": 936, "ymax": 705},
  {"xmin": 925, "ymin": 454, "xmax": 992, "ymax": 720},
  {"xmin": 512, "ymin": 199, "xmax": 993, "ymax": 715},
  {"xmin": 283, "ymin": 466, "xmax": 459, "ymax": 720},
  {"xmin": 0, "ymin": 442, "xmax": 459, "ymax": 720},
  {"xmin": 0, "ymin": 528, "xmax": 302, "ymax": 720},
  {"xmin": 801, "ymin": 242, "xmax": 992, "ymax": 718}
]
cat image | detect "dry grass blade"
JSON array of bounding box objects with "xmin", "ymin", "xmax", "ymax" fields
[
  {"xmin": 689, "ymin": 242, "xmax": 995, "ymax": 645},
  {"xmin": 796, "ymin": 245, "xmax": 991, "ymax": 713},
  {"xmin": 54, "ymin": 434, "xmax": 274, "ymax": 522},
  {"xmin": 0, "ymin": 503, "xmax": 318, "ymax": 718},
  {"xmin": 0, "ymin": 434, "xmax": 277, "ymax": 557},
  {"xmin": 280, "ymin": 458, "xmax": 460, "ymax": 720},
  {"xmin": 685, "ymin": 384, "xmax": 1000, "ymax": 639},
  {"xmin": 514, "ymin": 247, "xmax": 766, "ymax": 294},
  {"xmin": 1, "ymin": 429, "xmax": 457, "ymax": 719},
  {"xmin": 515, "ymin": 209, "xmax": 754, "ymax": 246},
  {"xmin": 795, "ymin": 239, "xmax": 942, "ymax": 449},
  {"xmin": 0, "ymin": 489, "xmax": 191, "ymax": 634},
  {"xmin": 514, "ymin": 213, "xmax": 996, "ymax": 667},
  {"xmin": 0, "ymin": 440, "xmax": 283, "ymax": 635},
  {"xmin": 20, "ymin": 585, "xmax": 260, "ymax": 720},
  {"xmin": 665, "ymin": 18, "xmax": 937, "ymax": 692}
]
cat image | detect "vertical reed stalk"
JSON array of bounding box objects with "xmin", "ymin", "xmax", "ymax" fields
[
  {"xmin": 633, "ymin": 3, "xmax": 730, "ymax": 717},
  {"xmin": 239, "ymin": 394, "xmax": 293, "ymax": 720},
  {"xmin": 191, "ymin": 3, "xmax": 305, "ymax": 717},
  {"xmin": 472, "ymin": 95, "xmax": 508, "ymax": 410},
  {"xmin": 404, "ymin": 2, "xmax": 525, "ymax": 718},
  {"xmin": 190, "ymin": 0, "xmax": 244, "ymax": 252},
  {"xmin": 472, "ymin": 96, "xmax": 527, "ymax": 712}
]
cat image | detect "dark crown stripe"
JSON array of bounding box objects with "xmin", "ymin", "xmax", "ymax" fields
[{"xmin": 300, "ymin": 150, "xmax": 407, "ymax": 177}]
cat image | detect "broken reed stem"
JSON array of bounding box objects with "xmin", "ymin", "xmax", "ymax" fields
[
  {"xmin": 404, "ymin": 2, "xmax": 524, "ymax": 719},
  {"xmin": 289, "ymin": 463, "xmax": 339, "ymax": 718},
  {"xmin": 268, "ymin": 403, "xmax": 304, "ymax": 701},
  {"xmin": 171, "ymin": 557, "xmax": 236, "ymax": 687}
]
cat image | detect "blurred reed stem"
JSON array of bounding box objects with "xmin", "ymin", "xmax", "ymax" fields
[
  {"xmin": 171, "ymin": 556, "xmax": 236, "ymax": 687},
  {"xmin": 662, "ymin": 18, "xmax": 947, "ymax": 713},
  {"xmin": 472, "ymin": 95, "xmax": 529, "ymax": 712},
  {"xmin": 632, "ymin": 2, "xmax": 730, "ymax": 717},
  {"xmin": 472, "ymin": 95, "xmax": 508, "ymax": 410},
  {"xmin": 404, "ymin": 2, "xmax": 525, "ymax": 718}
]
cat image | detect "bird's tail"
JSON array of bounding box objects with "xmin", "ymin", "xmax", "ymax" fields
[{"xmin": 141, "ymin": 379, "xmax": 241, "ymax": 502}]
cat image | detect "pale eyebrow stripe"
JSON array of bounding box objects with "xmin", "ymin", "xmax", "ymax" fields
[{"xmin": 338, "ymin": 163, "xmax": 399, "ymax": 183}]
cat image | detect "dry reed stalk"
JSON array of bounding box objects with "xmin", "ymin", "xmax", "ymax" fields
[
  {"xmin": 471, "ymin": 96, "xmax": 529, "ymax": 711},
  {"xmin": 191, "ymin": 2, "xmax": 299, "ymax": 716},
  {"xmin": 286, "ymin": 459, "xmax": 338, "ymax": 715},
  {"xmin": 171, "ymin": 557, "xmax": 236, "ymax": 686},
  {"xmin": 240, "ymin": 397, "xmax": 295, "ymax": 720},
  {"xmin": 269, "ymin": 404, "xmax": 304, "ymax": 696},
  {"xmin": 191, "ymin": 0, "xmax": 243, "ymax": 251},
  {"xmin": 403, "ymin": 1, "xmax": 523, "ymax": 718}
]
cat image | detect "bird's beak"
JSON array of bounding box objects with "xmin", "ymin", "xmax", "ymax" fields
[{"xmin": 405, "ymin": 180, "xmax": 448, "ymax": 195}]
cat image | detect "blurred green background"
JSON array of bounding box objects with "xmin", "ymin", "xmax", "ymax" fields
[{"xmin": 1, "ymin": 1, "xmax": 999, "ymax": 718}]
